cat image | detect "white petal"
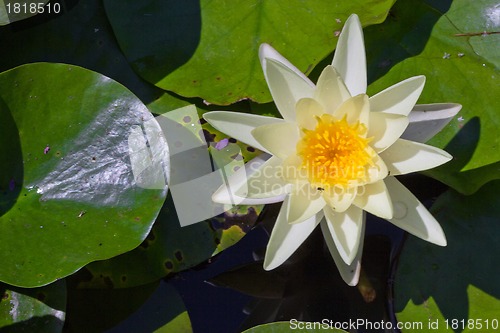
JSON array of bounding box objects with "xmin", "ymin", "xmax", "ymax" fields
[
  {"xmin": 403, "ymin": 103, "xmax": 462, "ymax": 143},
  {"xmin": 323, "ymin": 205, "xmax": 364, "ymax": 264},
  {"xmin": 203, "ymin": 111, "xmax": 284, "ymax": 154},
  {"xmin": 296, "ymin": 98, "xmax": 325, "ymax": 130},
  {"xmin": 264, "ymin": 197, "xmax": 323, "ymax": 270},
  {"xmin": 251, "ymin": 122, "xmax": 300, "ymax": 159},
  {"xmin": 259, "ymin": 43, "xmax": 314, "ymax": 87},
  {"xmin": 236, "ymin": 156, "xmax": 290, "ymax": 198},
  {"xmin": 287, "ymin": 185, "xmax": 326, "ymax": 224},
  {"xmin": 332, "ymin": 14, "xmax": 367, "ymax": 96},
  {"xmin": 385, "ymin": 177, "xmax": 447, "ymax": 246},
  {"xmin": 379, "ymin": 139, "xmax": 452, "ymax": 175},
  {"xmin": 321, "ymin": 217, "xmax": 364, "ymax": 286},
  {"xmin": 369, "ymin": 76, "xmax": 426, "ymax": 115},
  {"xmin": 333, "ymin": 94, "xmax": 370, "ymax": 126},
  {"xmin": 282, "ymin": 154, "xmax": 309, "ymax": 186},
  {"xmin": 322, "ymin": 186, "xmax": 357, "ymax": 213},
  {"xmin": 353, "ymin": 180, "xmax": 393, "ymax": 219},
  {"xmin": 368, "ymin": 112, "xmax": 409, "ymax": 153},
  {"xmin": 212, "ymin": 154, "xmax": 286, "ymax": 205},
  {"xmin": 366, "ymin": 153, "xmax": 389, "ymax": 184},
  {"xmin": 314, "ymin": 65, "xmax": 351, "ymax": 113},
  {"xmin": 259, "ymin": 44, "xmax": 315, "ymax": 122}
]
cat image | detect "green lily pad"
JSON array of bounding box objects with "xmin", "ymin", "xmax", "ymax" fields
[
  {"xmin": 0, "ymin": 63, "xmax": 167, "ymax": 287},
  {"xmin": 0, "ymin": 280, "xmax": 66, "ymax": 332},
  {"xmin": 153, "ymin": 311, "xmax": 191, "ymax": 333},
  {"xmin": 0, "ymin": 0, "xmax": 49, "ymax": 25},
  {"xmin": 394, "ymin": 180, "xmax": 500, "ymax": 332},
  {"xmin": 104, "ymin": 0, "xmax": 397, "ymax": 105},
  {"xmin": 242, "ymin": 321, "xmax": 348, "ymax": 333},
  {"xmin": 365, "ymin": 0, "xmax": 500, "ymax": 194}
]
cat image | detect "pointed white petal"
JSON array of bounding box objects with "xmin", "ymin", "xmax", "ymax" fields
[
  {"xmin": 259, "ymin": 43, "xmax": 314, "ymax": 87},
  {"xmin": 264, "ymin": 198, "xmax": 323, "ymax": 270},
  {"xmin": 353, "ymin": 180, "xmax": 393, "ymax": 219},
  {"xmin": 379, "ymin": 139, "xmax": 452, "ymax": 175},
  {"xmin": 332, "ymin": 14, "xmax": 367, "ymax": 96},
  {"xmin": 203, "ymin": 111, "xmax": 284, "ymax": 154},
  {"xmin": 212, "ymin": 154, "xmax": 286, "ymax": 205},
  {"xmin": 287, "ymin": 185, "xmax": 326, "ymax": 224},
  {"xmin": 296, "ymin": 98, "xmax": 325, "ymax": 130},
  {"xmin": 251, "ymin": 122, "xmax": 299, "ymax": 159},
  {"xmin": 321, "ymin": 217, "xmax": 364, "ymax": 286},
  {"xmin": 403, "ymin": 103, "xmax": 462, "ymax": 143},
  {"xmin": 314, "ymin": 65, "xmax": 351, "ymax": 113},
  {"xmin": 323, "ymin": 205, "xmax": 364, "ymax": 264},
  {"xmin": 333, "ymin": 94, "xmax": 370, "ymax": 126},
  {"xmin": 369, "ymin": 76, "xmax": 426, "ymax": 115},
  {"xmin": 385, "ymin": 177, "xmax": 447, "ymax": 246},
  {"xmin": 235, "ymin": 156, "xmax": 290, "ymax": 198},
  {"xmin": 259, "ymin": 44, "xmax": 315, "ymax": 122},
  {"xmin": 368, "ymin": 112, "xmax": 409, "ymax": 153}
]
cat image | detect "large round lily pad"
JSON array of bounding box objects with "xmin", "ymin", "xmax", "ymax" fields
[{"xmin": 0, "ymin": 63, "xmax": 167, "ymax": 287}]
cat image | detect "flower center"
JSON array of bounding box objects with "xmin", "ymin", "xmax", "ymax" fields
[{"xmin": 296, "ymin": 114, "xmax": 373, "ymax": 189}]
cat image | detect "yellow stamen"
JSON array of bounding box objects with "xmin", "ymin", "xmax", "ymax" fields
[{"xmin": 296, "ymin": 114, "xmax": 373, "ymax": 189}]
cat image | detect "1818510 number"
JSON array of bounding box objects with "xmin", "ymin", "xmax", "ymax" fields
[
  {"xmin": 5, "ymin": 2, "xmax": 61, "ymax": 15},
  {"xmin": 445, "ymin": 319, "xmax": 499, "ymax": 330}
]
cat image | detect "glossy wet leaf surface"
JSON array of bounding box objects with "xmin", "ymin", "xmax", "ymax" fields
[
  {"xmin": 0, "ymin": 63, "xmax": 167, "ymax": 287},
  {"xmin": 365, "ymin": 0, "xmax": 500, "ymax": 194},
  {"xmin": 104, "ymin": 0, "xmax": 396, "ymax": 105},
  {"xmin": 394, "ymin": 180, "xmax": 500, "ymax": 331}
]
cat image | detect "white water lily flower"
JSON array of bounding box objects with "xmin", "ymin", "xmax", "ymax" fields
[{"xmin": 204, "ymin": 14, "xmax": 460, "ymax": 285}]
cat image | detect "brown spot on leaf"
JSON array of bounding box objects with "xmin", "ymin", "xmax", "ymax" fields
[
  {"xmin": 164, "ymin": 260, "xmax": 174, "ymax": 270},
  {"xmin": 174, "ymin": 250, "xmax": 183, "ymax": 262}
]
